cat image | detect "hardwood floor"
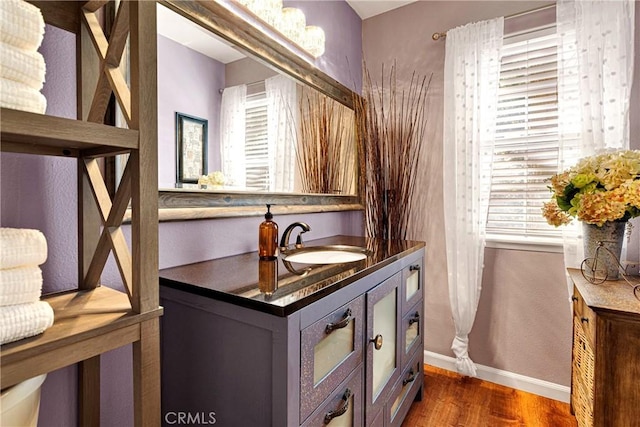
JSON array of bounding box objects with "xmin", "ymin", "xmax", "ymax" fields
[{"xmin": 402, "ymin": 365, "xmax": 577, "ymax": 427}]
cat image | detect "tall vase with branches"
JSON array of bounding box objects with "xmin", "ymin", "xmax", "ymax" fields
[{"xmin": 354, "ymin": 64, "xmax": 431, "ymax": 240}]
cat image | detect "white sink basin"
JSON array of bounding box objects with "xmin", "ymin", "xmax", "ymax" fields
[{"xmin": 282, "ymin": 245, "xmax": 368, "ymax": 265}]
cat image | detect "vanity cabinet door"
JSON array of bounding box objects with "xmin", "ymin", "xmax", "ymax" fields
[
  {"xmin": 402, "ymin": 261, "xmax": 422, "ymax": 315},
  {"xmin": 386, "ymin": 351, "xmax": 423, "ymax": 427},
  {"xmin": 301, "ymin": 367, "xmax": 363, "ymax": 427},
  {"xmin": 365, "ymin": 272, "xmax": 402, "ymax": 425},
  {"xmin": 400, "ymin": 300, "xmax": 422, "ymax": 369},
  {"xmin": 300, "ymin": 296, "xmax": 365, "ymax": 421}
]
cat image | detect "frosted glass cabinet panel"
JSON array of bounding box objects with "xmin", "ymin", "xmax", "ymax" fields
[
  {"xmin": 400, "ymin": 303, "xmax": 422, "ymax": 376},
  {"xmin": 301, "ymin": 296, "xmax": 365, "ymax": 421},
  {"xmin": 402, "ymin": 262, "xmax": 422, "ymax": 314},
  {"xmin": 404, "ymin": 312, "xmax": 419, "ymax": 353},
  {"xmin": 406, "ymin": 271, "xmax": 419, "ymax": 301},
  {"xmin": 314, "ymin": 322, "xmax": 355, "ymax": 384},
  {"xmin": 372, "ymin": 290, "xmax": 397, "ymax": 398},
  {"xmin": 365, "ymin": 272, "xmax": 402, "ymax": 424}
]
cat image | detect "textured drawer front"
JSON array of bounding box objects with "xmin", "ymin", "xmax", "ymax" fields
[
  {"xmin": 572, "ymin": 286, "xmax": 584, "ymax": 318},
  {"xmin": 579, "ymin": 301, "xmax": 597, "ymax": 348},
  {"xmin": 300, "ymin": 295, "xmax": 365, "ymax": 421},
  {"xmin": 402, "ymin": 261, "xmax": 423, "ymax": 315},
  {"xmin": 301, "ymin": 367, "xmax": 363, "ymax": 427},
  {"xmin": 401, "ymin": 300, "xmax": 422, "ymax": 369},
  {"xmin": 573, "ymin": 287, "xmax": 596, "ymax": 351},
  {"xmin": 386, "ymin": 351, "xmax": 423, "ymax": 427}
]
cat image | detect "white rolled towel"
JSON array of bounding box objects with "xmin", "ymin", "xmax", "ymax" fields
[
  {"xmin": 0, "ymin": 77, "xmax": 47, "ymax": 114},
  {"xmin": 0, "ymin": 0, "xmax": 45, "ymax": 51},
  {"xmin": 0, "ymin": 41, "xmax": 46, "ymax": 90},
  {"xmin": 0, "ymin": 300, "xmax": 54, "ymax": 345},
  {"xmin": 0, "ymin": 228, "xmax": 48, "ymax": 270},
  {"xmin": 0, "ymin": 266, "xmax": 43, "ymax": 306}
]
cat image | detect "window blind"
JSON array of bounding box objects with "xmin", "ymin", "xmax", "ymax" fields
[
  {"xmin": 487, "ymin": 26, "xmax": 563, "ymax": 240},
  {"xmin": 245, "ymin": 92, "xmax": 270, "ymax": 191}
]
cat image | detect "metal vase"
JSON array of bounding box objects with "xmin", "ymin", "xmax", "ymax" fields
[{"xmin": 582, "ymin": 221, "xmax": 627, "ymax": 280}]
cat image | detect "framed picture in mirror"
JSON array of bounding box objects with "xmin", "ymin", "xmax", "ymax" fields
[{"xmin": 176, "ymin": 112, "xmax": 208, "ymax": 184}]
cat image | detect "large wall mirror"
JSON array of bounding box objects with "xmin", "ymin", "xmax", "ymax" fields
[{"xmin": 151, "ymin": 0, "xmax": 364, "ymax": 220}]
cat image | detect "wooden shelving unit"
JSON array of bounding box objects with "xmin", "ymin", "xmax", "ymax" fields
[
  {"xmin": 1, "ymin": 1, "xmax": 161, "ymax": 425},
  {"xmin": 1, "ymin": 287, "xmax": 162, "ymax": 388}
]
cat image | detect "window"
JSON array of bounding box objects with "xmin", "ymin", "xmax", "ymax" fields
[
  {"xmin": 487, "ymin": 26, "xmax": 562, "ymax": 242},
  {"xmin": 244, "ymin": 91, "xmax": 270, "ymax": 191}
]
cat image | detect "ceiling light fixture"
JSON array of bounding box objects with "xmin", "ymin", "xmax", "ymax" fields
[{"xmin": 233, "ymin": 0, "xmax": 325, "ymax": 59}]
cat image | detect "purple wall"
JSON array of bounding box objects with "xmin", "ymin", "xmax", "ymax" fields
[
  {"xmin": 1, "ymin": 2, "xmax": 363, "ymax": 425},
  {"xmin": 158, "ymin": 35, "xmax": 224, "ymax": 188},
  {"xmin": 285, "ymin": 0, "xmax": 362, "ymax": 93}
]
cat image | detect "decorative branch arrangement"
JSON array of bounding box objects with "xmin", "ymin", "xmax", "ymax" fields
[
  {"xmin": 354, "ymin": 64, "xmax": 431, "ymax": 240},
  {"xmin": 296, "ymin": 88, "xmax": 356, "ymax": 194}
]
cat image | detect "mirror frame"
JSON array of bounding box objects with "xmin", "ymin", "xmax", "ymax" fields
[{"xmin": 156, "ymin": 0, "xmax": 365, "ymax": 221}]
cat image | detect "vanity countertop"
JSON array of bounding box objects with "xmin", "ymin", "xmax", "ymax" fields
[{"xmin": 159, "ymin": 235, "xmax": 425, "ymax": 316}]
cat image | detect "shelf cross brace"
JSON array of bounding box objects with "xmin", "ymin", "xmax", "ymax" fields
[
  {"xmin": 83, "ymin": 158, "xmax": 133, "ymax": 302},
  {"xmin": 82, "ymin": 0, "xmax": 132, "ymax": 127}
]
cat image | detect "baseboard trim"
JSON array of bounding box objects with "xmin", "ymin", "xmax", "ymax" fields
[{"xmin": 424, "ymin": 351, "xmax": 571, "ymax": 403}]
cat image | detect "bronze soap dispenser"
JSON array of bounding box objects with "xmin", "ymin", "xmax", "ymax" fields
[{"xmin": 258, "ymin": 204, "xmax": 278, "ymax": 260}]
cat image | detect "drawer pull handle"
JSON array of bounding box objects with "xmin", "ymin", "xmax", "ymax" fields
[
  {"xmin": 572, "ymin": 296, "xmax": 579, "ymax": 302},
  {"xmin": 370, "ymin": 334, "xmax": 383, "ymax": 350},
  {"xmin": 409, "ymin": 312, "xmax": 420, "ymax": 326},
  {"xmin": 581, "ymin": 317, "xmax": 589, "ymax": 324},
  {"xmin": 403, "ymin": 369, "xmax": 417, "ymax": 386},
  {"xmin": 323, "ymin": 388, "xmax": 352, "ymax": 424},
  {"xmin": 325, "ymin": 309, "xmax": 352, "ymax": 334},
  {"xmin": 410, "ymin": 265, "xmax": 421, "ymax": 272}
]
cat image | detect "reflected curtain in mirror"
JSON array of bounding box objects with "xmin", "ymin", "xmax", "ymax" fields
[
  {"xmin": 266, "ymin": 75, "xmax": 297, "ymax": 192},
  {"xmin": 220, "ymin": 85, "xmax": 247, "ymax": 188}
]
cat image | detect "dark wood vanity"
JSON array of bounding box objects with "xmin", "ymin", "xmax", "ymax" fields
[{"xmin": 159, "ymin": 235, "xmax": 425, "ymax": 426}]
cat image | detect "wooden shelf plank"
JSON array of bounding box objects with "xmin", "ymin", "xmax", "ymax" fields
[
  {"xmin": 27, "ymin": 1, "xmax": 81, "ymax": 34},
  {"xmin": 0, "ymin": 108, "xmax": 139, "ymax": 157},
  {"xmin": 0, "ymin": 286, "xmax": 163, "ymax": 389}
]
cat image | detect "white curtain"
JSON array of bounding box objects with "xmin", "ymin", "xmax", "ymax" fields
[
  {"xmin": 557, "ymin": 0, "xmax": 635, "ymax": 270},
  {"xmin": 220, "ymin": 84, "xmax": 247, "ymax": 188},
  {"xmin": 443, "ymin": 17, "xmax": 503, "ymax": 377},
  {"xmin": 265, "ymin": 75, "xmax": 298, "ymax": 192}
]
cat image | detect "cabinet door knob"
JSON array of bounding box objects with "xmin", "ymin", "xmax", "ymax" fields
[
  {"xmin": 410, "ymin": 265, "xmax": 421, "ymax": 272},
  {"xmin": 325, "ymin": 309, "xmax": 352, "ymax": 334},
  {"xmin": 581, "ymin": 317, "xmax": 589, "ymax": 324},
  {"xmin": 409, "ymin": 312, "xmax": 420, "ymax": 326},
  {"xmin": 572, "ymin": 296, "xmax": 579, "ymax": 302},
  {"xmin": 369, "ymin": 334, "xmax": 383, "ymax": 350},
  {"xmin": 323, "ymin": 388, "xmax": 351, "ymax": 424}
]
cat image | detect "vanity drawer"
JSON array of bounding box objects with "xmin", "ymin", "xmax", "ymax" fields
[
  {"xmin": 301, "ymin": 367, "xmax": 363, "ymax": 427},
  {"xmin": 386, "ymin": 351, "xmax": 423, "ymax": 427},
  {"xmin": 580, "ymin": 304, "xmax": 597, "ymax": 349},
  {"xmin": 402, "ymin": 261, "xmax": 423, "ymax": 315},
  {"xmin": 572, "ymin": 286, "xmax": 584, "ymax": 318},
  {"xmin": 300, "ymin": 295, "xmax": 365, "ymax": 421},
  {"xmin": 401, "ymin": 300, "xmax": 423, "ymax": 369},
  {"xmin": 573, "ymin": 287, "xmax": 597, "ymax": 348}
]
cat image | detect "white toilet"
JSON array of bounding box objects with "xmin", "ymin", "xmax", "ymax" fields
[{"xmin": 1, "ymin": 374, "xmax": 47, "ymax": 427}]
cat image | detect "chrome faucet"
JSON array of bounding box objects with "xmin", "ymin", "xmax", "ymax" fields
[{"xmin": 280, "ymin": 222, "xmax": 311, "ymax": 250}]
